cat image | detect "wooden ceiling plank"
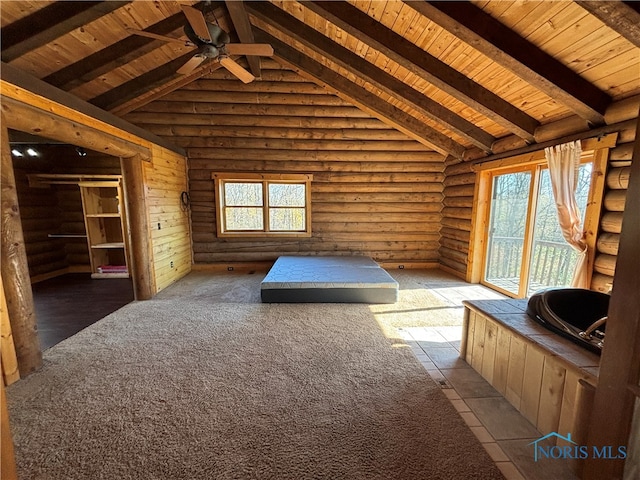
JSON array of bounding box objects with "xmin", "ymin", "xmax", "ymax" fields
[
  {"xmin": 1, "ymin": 1, "xmax": 131, "ymax": 63},
  {"xmin": 300, "ymin": 0, "xmax": 539, "ymax": 141},
  {"xmin": 89, "ymin": 52, "xmax": 199, "ymax": 111},
  {"xmin": 110, "ymin": 62, "xmax": 226, "ymax": 117},
  {"xmin": 246, "ymin": 2, "xmax": 494, "ymax": 151},
  {"xmin": 575, "ymin": 1, "xmax": 640, "ymax": 48},
  {"xmin": 0, "ymin": 61, "xmax": 184, "ymax": 157},
  {"xmin": 43, "ymin": 12, "xmax": 190, "ymax": 91},
  {"xmin": 409, "ymin": 1, "xmax": 611, "ymax": 124},
  {"xmin": 254, "ymin": 27, "xmax": 463, "ymax": 158},
  {"xmin": 225, "ymin": 1, "xmax": 262, "ymax": 78}
]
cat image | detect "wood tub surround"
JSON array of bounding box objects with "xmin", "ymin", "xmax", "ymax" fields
[{"xmin": 461, "ymin": 299, "xmax": 599, "ymax": 446}]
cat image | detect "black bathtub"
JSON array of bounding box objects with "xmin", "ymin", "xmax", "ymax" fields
[{"xmin": 526, "ymin": 288, "xmax": 610, "ymax": 354}]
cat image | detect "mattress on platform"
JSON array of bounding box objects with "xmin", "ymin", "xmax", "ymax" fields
[{"xmin": 260, "ymin": 255, "xmax": 398, "ymax": 304}]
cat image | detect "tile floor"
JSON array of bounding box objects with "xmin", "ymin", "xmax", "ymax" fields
[
  {"xmin": 384, "ymin": 271, "xmax": 583, "ymax": 479},
  {"xmin": 399, "ymin": 324, "xmax": 579, "ymax": 480}
]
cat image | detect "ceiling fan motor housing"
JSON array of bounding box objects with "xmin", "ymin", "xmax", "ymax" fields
[
  {"xmin": 200, "ymin": 45, "xmax": 219, "ymax": 58},
  {"xmin": 184, "ymin": 22, "xmax": 230, "ymax": 47}
]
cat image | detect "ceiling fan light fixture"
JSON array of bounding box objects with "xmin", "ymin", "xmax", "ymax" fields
[{"xmin": 202, "ymin": 45, "xmax": 219, "ymax": 58}]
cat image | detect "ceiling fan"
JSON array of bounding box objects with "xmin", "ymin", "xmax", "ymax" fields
[{"xmin": 128, "ymin": 5, "xmax": 273, "ymax": 83}]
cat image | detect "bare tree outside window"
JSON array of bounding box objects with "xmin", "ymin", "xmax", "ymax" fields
[
  {"xmin": 268, "ymin": 183, "xmax": 306, "ymax": 231},
  {"xmin": 213, "ymin": 173, "xmax": 312, "ymax": 237},
  {"xmin": 484, "ymin": 163, "xmax": 592, "ymax": 297}
]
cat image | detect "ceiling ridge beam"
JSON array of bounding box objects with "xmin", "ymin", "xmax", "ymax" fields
[
  {"xmin": 301, "ymin": 0, "xmax": 538, "ymax": 142},
  {"xmin": 1, "ymin": 1, "xmax": 131, "ymax": 63},
  {"xmin": 409, "ymin": 1, "xmax": 611, "ymax": 124},
  {"xmin": 246, "ymin": 1, "xmax": 494, "ymax": 151},
  {"xmin": 254, "ymin": 28, "xmax": 463, "ymax": 157}
]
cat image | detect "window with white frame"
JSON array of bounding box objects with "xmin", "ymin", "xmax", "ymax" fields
[{"xmin": 212, "ymin": 173, "xmax": 312, "ymax": 237}]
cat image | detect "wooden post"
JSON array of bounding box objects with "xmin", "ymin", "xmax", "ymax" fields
[
  {"xmin": 1, "ymin": 381, "xmax": 18, "ymax": 480},
  {"xmin": 584, "ymin": 115, "xmax": 640, "ymax": 478},
  {"xmin": 1, "ymin": 275, "xmax": 20, "ymax": 386},
  {"xmin": 120, "ymin": 155, "xmax": 153, "ymax": 300},
  {"xmin": 0, "ymin": 117, "xmax": 42, "ymax": 376}
]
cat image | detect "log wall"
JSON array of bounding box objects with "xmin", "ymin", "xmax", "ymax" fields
[
  {"xmin": 592, "ymin": 119, "xmax": 637, "ymax": 293},
  {"xmin": 439, "ymin": 159, "xmax": 474, "ymax": 277},
  {"xmin": 125, "ymin": 63, "xmax": 444, "ymax": 267}
]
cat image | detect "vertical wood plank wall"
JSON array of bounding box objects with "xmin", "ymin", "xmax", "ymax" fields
[
  {"xmin": 124, "ymin": 62, "xmax": 444, "ymax": 266},
  {"xmin": 441, "ymin": 113, "xmax": 639, "ymax": 286},
  {"xmin": 143, "ymin": 145, "xmax": 191, "ymax": 293}
]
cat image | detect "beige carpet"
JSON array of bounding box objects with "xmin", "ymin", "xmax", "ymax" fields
[{"xmin": 7, "ymin": 270, "xmax": 504, "ymax": 479}]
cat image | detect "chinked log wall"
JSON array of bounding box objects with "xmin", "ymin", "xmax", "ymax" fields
[
  {"xmin": 440, "ymin": 97, "xmax": 640, "ymax": 292},
  {"xmin": 125, "ymin": 63, "xmax": 444, "ymax": 268}
]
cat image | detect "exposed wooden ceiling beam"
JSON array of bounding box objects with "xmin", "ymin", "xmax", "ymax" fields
[
  {"xmin": 254, "ymin": 28, "xmax": 463, "ymax": 157},
  {"xmin": 0, "ymin": 61, "xmax": 184, "ymax": 156},
  {"xmin": 409, "ymin": 1, "xmax": 611, "ymax": 125},
  {"xmin": 575, "ymin": 1, "xmax": 640, "ymax": 48},
  {"xmin": 110, "ymin": 62, "xmax": 225, "ymax": 117},
  {"xmin": 301, "ymin": 0, "xmax": 539, "ymax": 142},
  {"xmin": 247, "ymin": 1, "xmax": 494, "ymax": 151},
  {"xmin": 43, "ymin": 13, "xmax": 190, "ymax": 91},
  {"xmin": 1, "ymin": 1, "xmax": 131, "ymax": 63},
  {"xmin": 225, "ymin": 1, "xmax": 262, "ymax": 78},
  {"xmin": 90, "ymin": 52, "xmax": 199, "ymax": 111}
]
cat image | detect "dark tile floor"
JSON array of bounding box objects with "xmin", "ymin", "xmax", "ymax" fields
[{"xmin": 32, "ymin": 273, "xmax": 134, "ymax": 350}]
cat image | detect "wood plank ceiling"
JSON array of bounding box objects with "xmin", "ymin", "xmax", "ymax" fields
[{"xmin": 1, "ymin": 1, "xmax": 639, "ymax": 160}]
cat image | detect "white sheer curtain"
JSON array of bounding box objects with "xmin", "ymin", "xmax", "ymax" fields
[{"xmin": 544, "ymin": 140, "xmax": 588, "ymax": 288}]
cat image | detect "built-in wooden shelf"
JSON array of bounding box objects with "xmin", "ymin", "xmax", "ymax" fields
[
  {"xmin": 91, "ymin": 272, "xmax": 129, "ymax": 279},
  {"xmin": 48, "ymin": 234, "xmax": 87, "ymax": 239},
  {"xmin": 80, "ymin": 180, "xmax": 130, "ymax": 280},
  {"xmin": 85, "ymin": 213, "xmax": 121, "ymax": 218},
  {"xmin": 28, "ymin": 173, "xmax": 122, "ymax": 188},
  {"xmin": 91, "ymin": 242, "xmax": 125, "ymax": 249}
]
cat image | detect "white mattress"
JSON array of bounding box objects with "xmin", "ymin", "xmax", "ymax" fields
[
  {"xmin": 260, "ymin": 256, "xmax": 399, "ymax": 303},
  {"xmin": 261, "ymin": 255, "xmax": 396, "ymax": 289}
]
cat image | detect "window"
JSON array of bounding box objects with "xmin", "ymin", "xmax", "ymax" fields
[
  {"xmin": 468, "ymin": 135, "xmax": 615, "ymax": 299},
  {"xmin": 212, "ymin": 173, "xmax": 312, "ymax": 237}
]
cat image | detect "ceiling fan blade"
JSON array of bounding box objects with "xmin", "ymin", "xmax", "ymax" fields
[
  {"xmin": 225, "ymin": 43, "xmax": 274, "ymax": 57},
  {"xmin": 177, "ymin": 55, "xmax": 207, "ymax": 75},
  {"xmin": 181, "ymin": 5, "xmax": 212, "ymax": 42},
  {"xmin": 219, "ymin": 57, "xmax": 255, "ymax": 84},
  {"xmin": 126, "ymin": 28, "xmax": 193, "ymax": 46}
]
